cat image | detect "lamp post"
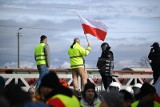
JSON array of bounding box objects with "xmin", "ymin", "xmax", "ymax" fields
[{"xmin": 17, "ymin": 28, "xmax": 23, "ymax": 68}]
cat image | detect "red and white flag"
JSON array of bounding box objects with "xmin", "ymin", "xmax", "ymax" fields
[{"xmin": 79, "ymin": 15, "xmax": 108, "ymax": 41}]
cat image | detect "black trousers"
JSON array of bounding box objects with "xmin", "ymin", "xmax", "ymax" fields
[
  {"xmin": 152, "ymin": 67, "xmax": 160, "ymax": 84},
  {"xmin": 150, "ymin": 63, "xmax": 160, "ymax": 84},
  {"xmin": 98, "ymin": 70, "xmax": 112, "ymax": 90}
]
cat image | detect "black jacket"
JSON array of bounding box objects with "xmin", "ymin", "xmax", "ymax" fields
[
  {"xmin": 97, "ymin": 50, "xmax": 114, "ymax": 71},
  {"xmin": 148, "ymin": 48, "xmax": 160, "ymax": 66}
]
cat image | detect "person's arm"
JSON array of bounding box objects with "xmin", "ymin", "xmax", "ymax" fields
[
  {"xmin": 44, "ymin": 44, "xmax": 50, "ymax": 68},
  {"xmin": 148, "ymin": 48, "xmax": 154, "ymax": 60},
  {"xmin": 79, "ymin": 44, "xmax": 91, "ymax": 56},
  {"xmin": 105, "ymin": 51, "xmax": 114, "ymax": 72},
  {"xmin": 110, "ymin": 51, "xmax": 114, "ymax": 69}
]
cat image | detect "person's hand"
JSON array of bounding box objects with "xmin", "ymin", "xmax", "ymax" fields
[{"xmin": 88, "ymin": 43, "xmax": 90, "ymax": 47}]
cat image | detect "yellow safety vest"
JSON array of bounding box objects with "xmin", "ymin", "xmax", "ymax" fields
[
  {"xmin": 131, "ymin": 101, "xmax": 160, "ymax": 107},
  {"xmin": 35, "ymin": 43, "xmax": 46, "ymax": 65},
  {"xmin": 68, "ymin": 43, "xmax": 91, "ymax": 69},
  {"xmin": 47, "ymin": 94, "xmax": 81, "ymax": 107}
]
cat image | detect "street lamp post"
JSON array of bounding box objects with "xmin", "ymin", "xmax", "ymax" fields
[{"xmin": 17, "ymin": 28, "xmax": 23, "ymax": 68}]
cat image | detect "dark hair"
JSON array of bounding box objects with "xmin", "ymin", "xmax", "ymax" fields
[
  {"xmin": 5, "ymin": 84, "xmax": 31, "ymax": 106},
  {"xmin": 140, "ymin": 82, "xmax": 156, "ymax": 98},
  {"xmin": 70, "ymin": 42, "xmax": 76, "ymax": 48},
  {"xmin": 40, "ymin": 35, "xmax": 47, "ymax": 42},
  {"xmin": 102, "ymin": 91, "xmax": 124, "ymax": 107},
  {"xmin": 70, "ymin": 38, "xmax": 79, "ymax": 48},
  {"xmin": 41, "ymin": 72, "xmax": 73, "ymax": 99},
  {"xmin": 40, "ymin": 72, "xmax": 61, "ymax": 89}
]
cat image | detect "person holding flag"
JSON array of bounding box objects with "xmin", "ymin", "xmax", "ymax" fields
[
  {"xmin": 68, "ymin": 38, "xmax": 91, "ymax": 92},
  {"xmin": 69, "ymin": 15, "xmax": 107, "ymax": 92}
]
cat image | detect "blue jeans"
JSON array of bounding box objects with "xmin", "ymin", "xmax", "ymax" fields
[{"xmin": 36, "ymin": 64, "xmax": 49, "ymax": 87}]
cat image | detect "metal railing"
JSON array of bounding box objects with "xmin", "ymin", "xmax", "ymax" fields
[{"xmin": 0, "ymin": 68, "xmax": 153, "ymax": 91}]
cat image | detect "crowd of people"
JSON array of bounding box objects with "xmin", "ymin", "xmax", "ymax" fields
[
  {"xmin": 0, "ymin": 73, "xmax": 160, "ymax": 107},
  {"xmin": 0, "ymin": 35, "xmax": 160, "ymax": 107}
]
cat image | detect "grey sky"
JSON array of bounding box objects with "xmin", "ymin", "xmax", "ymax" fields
[{"xmin": 0, "ymin": 0, "xmax": 160, "ymax": 69}]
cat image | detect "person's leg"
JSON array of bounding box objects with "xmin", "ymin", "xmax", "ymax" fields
[
  {"xmin": 105, "ymin": 75, "xmax": 112, "ymax": 89},
  {"xmin": 78, "ymin": 67, "xmax": 88, "ymax": 90},
  {"xmin": 72, "ymin": 69, "xmax": 79, "ymax": 91},
  {"xmin": 151, "ymin": 66, "xmax": 159, "ymax": 84},
  {"xmin": 36, "ymin": 65, "xmax": 48, "ymax": 87},
  {"xmin": 99, "ymin": 70, "xmax": 107, "ymax": 90},
  {"xmin": 153, "ymin": 71, "xmax": 159, "ymax": 84},
  {"xmin": 99, "ymin": 70, "xmax": 112, "ymax": 90}
]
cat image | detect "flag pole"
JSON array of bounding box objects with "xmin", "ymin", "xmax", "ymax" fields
[
  {"xmin": 78, "ymin": 14, "xmax": 89, "ymax": 44},
  {"xmin": 85, "ymin": 34, "xmax": 89, "ymax": 44}
]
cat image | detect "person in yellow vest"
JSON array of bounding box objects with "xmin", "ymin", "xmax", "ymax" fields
[
  {"xmin": 131, "ymin": 82, "xmax": 160, "ymax": 107},
  {"xmin": 34, "ymin": 35, "xmax": 50, "ymax": 88},
  {"xmin": 68, "ymin": 38, "xmax": 91, "ymax": 91},
  {"xmin": 39, "ymin": 72, "xmax": 81, "ymax": 107}
]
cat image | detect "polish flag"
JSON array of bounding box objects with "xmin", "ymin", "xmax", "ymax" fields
[{"xmin": 79, "ymin": 15, "xmax": 108, "ymax": 41}]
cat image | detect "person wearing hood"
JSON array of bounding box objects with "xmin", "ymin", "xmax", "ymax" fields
[
  {"xmin": 80, "ymin": 82, "xmax": 101, "ymax": 107},
  {"xmin": 131, "ymin": 82, "xmax": 160, "ymax": 107},
  {"xmin": 148, "ymin": 42, "xmax": 160, "ymax": 84},
  {"xmin": 39, "ymin": 72, "xmax": 81, "ymax": 107}
]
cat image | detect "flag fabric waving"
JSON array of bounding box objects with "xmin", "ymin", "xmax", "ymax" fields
[{"xmin": 79, "ymin": 15, "xmax": 108, "ymax": 41}]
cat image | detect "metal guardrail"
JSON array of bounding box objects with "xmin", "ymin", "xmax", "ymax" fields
[{"xmin": 0, "ymin": 68, "xmax": 153, "ymax": 91}]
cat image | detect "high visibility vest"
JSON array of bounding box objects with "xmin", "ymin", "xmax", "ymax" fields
[
  {"xmin": 46, "ymin": 94, "xmax": 81, "ymax": 107},
  {"xmin": 68, "ymin": 43, "xmax": 91, "ymax": 69},
  {"xmin": 35, "ymin": 43, "xmax": 46, "ymax": 65},
  {"xmin": 131, "ymin": 101, "xmax": 160, "ymax": 107}
]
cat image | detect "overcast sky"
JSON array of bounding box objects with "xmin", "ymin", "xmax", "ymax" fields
[{"xmin": 0, "ymin": 0, "xmax": 160, "ymax": 69}]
